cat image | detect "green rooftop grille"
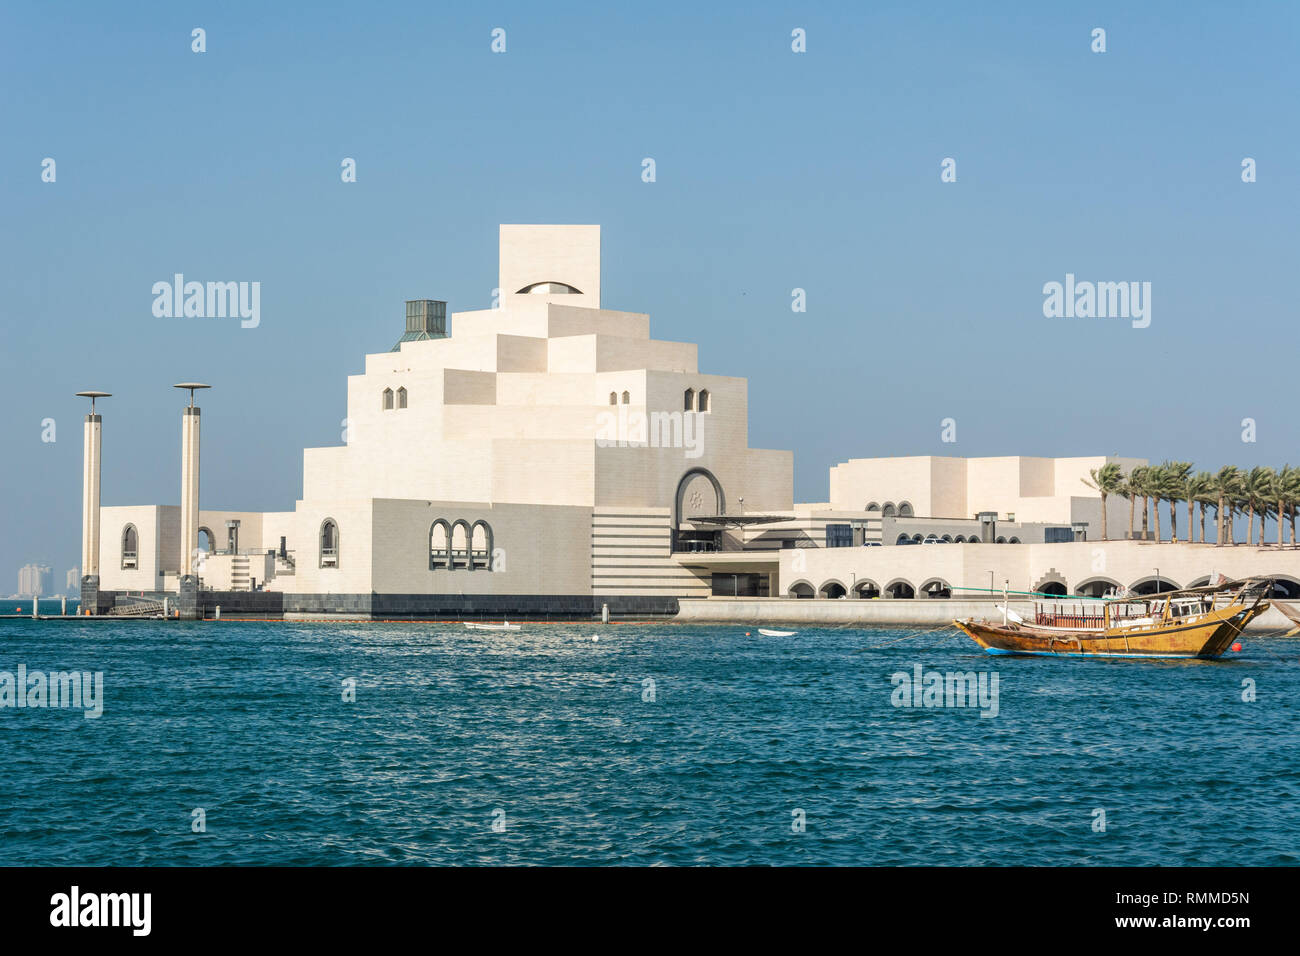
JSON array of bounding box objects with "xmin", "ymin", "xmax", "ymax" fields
[{"xmin": 391, "ymin": 299, "xmax": 448, "ymax": 351}]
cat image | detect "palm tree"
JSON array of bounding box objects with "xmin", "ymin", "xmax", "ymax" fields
[
  {"xmin": 1243, "ymin": 466, "xmax": 1274, "ymax": 546},
  {"xmin": 1214, "ymin": 466, "xmax": 1242, "ymax": 546},
  {"xmin": 1082, "ymin": 463, "xmax": 1125, "ymax": 541},
  {"xmin": 1162, "ymin": 461, "xmax": 1193, "ymax": 543},
  {"xmin": 1149, "ymin": 463, "xmax": 1167, "ymax": 542},
  {"xmin": 1126, "ymin": 466, "xmax": 1149, "ymax": 540},
  {"xmin": 1188, "ymin": 471, "xmax": 1215, "ymax": 543},
  {"xmin": 1282, "ymin": 465, "xmax": 1300, "ymax": 547}
]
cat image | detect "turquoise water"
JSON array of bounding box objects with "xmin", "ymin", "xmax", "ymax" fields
[{"xmin": 0, "ymin": 618, "xmax": 1296, "ymax": 866}]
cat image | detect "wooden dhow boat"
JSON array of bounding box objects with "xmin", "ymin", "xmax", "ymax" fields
[{"xmin": 954, "ymin": 578, "xmax": 1273, "ymax": 659}]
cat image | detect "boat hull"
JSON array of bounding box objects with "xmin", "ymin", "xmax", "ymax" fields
[{"xmin": 954, "ymin": 604, "xmax": 1265, "ymax": 659}]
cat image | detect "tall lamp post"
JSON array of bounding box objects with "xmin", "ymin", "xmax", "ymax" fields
[
  {"xmin": 174, "ymin": 383, "xmax": 210, "ymax": 620},
  {"xmin": 75, "ymin": 391, "xmax": 111, "ymax": 615}
]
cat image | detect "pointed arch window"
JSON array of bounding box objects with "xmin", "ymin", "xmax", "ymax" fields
[
  {"xmin": 697, "ymin": 389, "xmax": 710, "ymax": 412},
  {"xmin": 121, "ymin": 524, "xmax": 138, "ymax": 570},
  {"xmin": 609, "ymin": 392, "xmax": 617, "ymax": 405},
  {"xmin": 396, "ymin": 387, "xmax": 408, "ymax": 409},
  {"xmin": 684, "ymin": 388, "xmax": 695, "ymax": 411},
  {"xmin": 382, "ymin": 388, "xmax": 394, "ymax": 410},
  {"xmin": 320, "ymin": 519, "xmax": 339, "ymax": 568},
  {"xmin": 621, "ymin": 391, "xmax": 630, "ymax": 404}
]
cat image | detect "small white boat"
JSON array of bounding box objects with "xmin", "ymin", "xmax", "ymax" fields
[
  {"xmin": 465, "ymin": 620, "xmax": 522, "ymax": 631},
  {"xmin": 758, "ymin": 628, "xmax": 796, "ymax": 637}
]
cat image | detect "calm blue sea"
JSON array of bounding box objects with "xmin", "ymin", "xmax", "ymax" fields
[{"xmin": 0, "ymin": 617, "xmax": 1296, "ymax": 866}]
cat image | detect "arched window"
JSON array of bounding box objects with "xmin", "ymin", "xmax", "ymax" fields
[
  {"xmin": 429, "ymin": 520, "xmax": 451, "ymax": 570},
  {"xmin": 697, "ymin": 389, "xmax": 710, "ymax": 412},
  {"xmin": 882, "ymin": 502, "xmax": 897, "ymax": 517},
  {"xmin": 197, "ymin": 527, "xmax": 213, "ymax": 554},
  {"xmin": 684, "ymin": 388, "xmax": 695, "ymax": 411},
  {"xmin": 320, "ymin": 519, "xmax": 339, "ymax": 568},
  {"xmin": 121, "ymin": 524, "xmax": 138, "ymax": 570},
  {"xmin": 382, "ymin": 388, "xmax": 394, "ymax": 410},
  {"xmin": 396, "ymin": 387, "xmax": 407, "ymax": 409},
  {"xmin": 1009, "ymin": 536, "xmax": 1022, "ymax": 544},
  {"xmin": 621, "ymin": 391, "xmax": 630, "ymax": 404},
  {"xmin": 470, "ymin": 521, "xmax": 494, "ymax": 570},
  {"xmin": 609, "ymin": 392, "xmax": 617, "ymax": 405},
  {"xmin": 899, "ymin": 501, "xmax": 914, "ymax": 517},
  {"xmin": 451, "ymin": 520, "xmax": 471, "ymax": 569},
  {"xmin": 866, "ymin": 502, "xmax": 881, "ymax": 512}
]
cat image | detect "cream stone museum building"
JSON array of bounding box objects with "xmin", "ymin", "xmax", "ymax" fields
[{"xmin": 79, "ymin": 225, "xmax": 1300, "ymax": 619}]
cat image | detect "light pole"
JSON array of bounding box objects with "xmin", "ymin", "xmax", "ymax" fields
[
  {"xmin": 75, "ymin": 390, "xmax": 111, "ymax": 614},
  {"xmin": 174, "ymin": 383, "xmax": 211, "ymax": 620}
]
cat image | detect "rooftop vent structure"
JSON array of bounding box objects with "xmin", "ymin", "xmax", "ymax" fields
[{"xmin": 391, "ymin": 299, "xmax": 448, "ymax": 351}]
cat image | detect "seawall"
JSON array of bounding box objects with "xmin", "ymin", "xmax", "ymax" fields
[{"xmin": 674, "ymin": 597, "xmax": 1298, "ymax": 632}]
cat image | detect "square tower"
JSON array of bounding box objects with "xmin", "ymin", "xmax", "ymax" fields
[{"xmin": 499, "ymin": 224, "xmax": 600, "ymax": 309}]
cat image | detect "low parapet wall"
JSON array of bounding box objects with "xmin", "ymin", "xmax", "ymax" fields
[{"xmin": 675, "ymin": 597, "xmax": 1297, "ymax": 632}]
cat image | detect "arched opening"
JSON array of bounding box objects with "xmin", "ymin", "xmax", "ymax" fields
[
  {"xmin": 1075, "ymin": 576, "xmax": 1121, "ymax": 598},
  {"xmin": 121, "ymin": 524, "xmax": 138, "ymax": 570},
  {"xmin": 319, "ymin": 519, "xmax": 339, "ymax": 568},
  {"xmin": 1008, "ymin": 536, "xmax": 1022, "ymax": 544},
  {"xmin": 885, "ymin": 579, "xmax": 915, "ymax": 599},
  {"xmin": 882, "ymin": 502, "xmax": 898, "ymax": 518},
  {"xmin": 451, "ymin": 520, "xmax": 471, "ymax": 569},
  {"xmin": 940, "ymin": 534, "xmax": 953, "ymax": 543},
  {"xmin": 396, "ymin": 387, "xmax": 408, "ymax": 409},
  {"xmin": 996, "ymin": 536, "xmax": 1007, "ymax": 544},
  {"xmin": 896, "ymin": 533, "xmax": 912, "ymax": 545},
  {"xmin": 819, "ymin": 580, "xmax": 847, "ymax": 599},
  {"xmin": 899, "ymin": 501, "xmax": 915, "ymax": 517},
  {"xmin": 920, "ymin": 578, "xmax": 952, "ymax": 599},
  {"xmin": 197, "ymin": 527, "xmax": 214, "ymax": 555},
  {"xmin": 609, "ymin": 392, "xmax": 617, "ymax": 405},
  {"xmin": 621, "ymin": 391, "xmax": 630, "ymax": 404},
  {"xmin": 672, "ymin": 467, "xmax": 726, "ymax": 552},
  {"xmin": 429, "ymin": 520, "xmax": 451, "ymax": 570},
  {"xmin": 853, "ymin": 579, "xmax": 881, "ymax": 599},
  {"xmin": 1130, "ymin": 576, "xmax": 1180, "ymax": 595},
  {"xmin": 684, "ymin": 388, "xmax": 695, "ymax": 411},
  {"xmin": 911, "ymin": 534, "xmax": 923, "ymax": 543},
  {"xmin": 866, "ymin": 502, "xmax": 881, "ymax": 513},
  {"xmin": 697, "ymin": 389, "xmax": 710, "ymax": 412},
  {"xmin": 470, "ymin": 520, "xmax": 494, "ymax": 570},
  {"xmin": 1265, "ymin": 577, "xmax": 1300, "ymax": 599},
  {"xmin": 788, "ymin": 581, "xmax": 815, "ymax": 599},
  {"xmin": 517, "ymin": 281, "xmax": 583, "ymax": 295},
  {"xmin": 966, "ymin": 535, "xmax": 980, "ymax": 543},
  {"xmin": 1037, "ymin": 581, "xmax": 1068, "ymax": 596},
  {"xmin": 382, "ymin": 388, "xmax": 394, "ymax": 410}
]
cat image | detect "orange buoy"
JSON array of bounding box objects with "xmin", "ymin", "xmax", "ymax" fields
[{"xmin": 1231, "ymin": 642, "xmax": 1242, "ymax": 652}]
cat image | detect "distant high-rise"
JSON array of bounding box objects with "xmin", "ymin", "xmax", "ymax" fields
[
  {"xmin": 66, "ymin": 568, "xmax": 80, "ymax": 593},
  {"xmin": 18, "ymin": 563, "xmax": 52, "ymax": 598}
]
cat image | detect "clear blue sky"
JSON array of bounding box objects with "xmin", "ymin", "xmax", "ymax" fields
[{"xmin": 2, "ymin": 1, "xmax": 1297, "ymax": 584}]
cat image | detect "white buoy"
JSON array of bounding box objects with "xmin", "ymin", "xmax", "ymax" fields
[
  {"xmin": 61, "ymin": 596, "xmax": 67, "ymax": 616},
  {"xmin": 592, "ymin": 635, "xmax": 599, "ymax": 642},
  {"xmin": 32, "ymin": 599, "xmax": 39, "ymax": 620},
  {"xmin": 214, "ymin": 605, "xmax": 221, "ymax": 620},
  {"xmin": 162, "ymin": 597, "xmax": 169, "ymax": 619},
  {"xmin": 601, "ymin": 603, "xmax": 609, "ymax": 624}
]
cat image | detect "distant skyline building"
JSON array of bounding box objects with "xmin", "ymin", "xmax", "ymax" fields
[
  {"xmin": 66, "ymin": 567, "xmax": 79, "ymax": 593},
  {"xmin": 18, "ymin": 563, "xmax": 52, "ymax": 598}
]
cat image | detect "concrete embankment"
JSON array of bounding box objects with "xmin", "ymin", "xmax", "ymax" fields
[{"xmin": 675, "ymin": 597, "xmax": 1298, "ymax": 632}]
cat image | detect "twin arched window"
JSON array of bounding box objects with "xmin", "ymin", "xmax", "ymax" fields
[
  {"xmin": 382, "ymin": 387, "xmax": 408, "ymax": 410},
  {"xmin": 608, "ymin": 391, "xmax": 631, "ymax": 405},
  {"xmin": 430, "ymin": 519, "xmax": 494, "ymax": 570},
  {"xmin": 319, "ymin": 519, "xmax": 339, "ymax": 568},
  {"xmin": 684, "ymin": 388, "xmax": 710, "ymax": 412},
  {"xmin": 121, "ymin": 524, "xmax": 138, "ymax": 570}
]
